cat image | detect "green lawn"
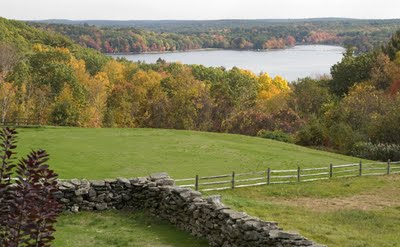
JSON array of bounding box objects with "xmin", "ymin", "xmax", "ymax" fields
[
  {"xmin": 13, "ymin": 127, "xmax": 398, "ymax": 247},
  {"xmin": 54, "ymin": 210, "xmax": 208, "ymax": 247},
  {"xmin": 213, "ymin": 175, "xmax": 400, "ymax": 247},
  {"xmin": 15, "ymin": 127, "xmax": 361, "ymax": 179}
]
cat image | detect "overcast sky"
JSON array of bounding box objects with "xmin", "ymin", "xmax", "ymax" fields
[{"xmin": 1, "ymin": 0, "xmax": 399, "ymax": 20}]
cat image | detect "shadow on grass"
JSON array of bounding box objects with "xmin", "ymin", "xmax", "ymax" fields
[{"xmin": 54, "ymin": 209, "xmax": 209, "ymax": 247}]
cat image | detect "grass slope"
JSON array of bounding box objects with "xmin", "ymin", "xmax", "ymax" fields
[{"xmin": 16, "ymin": 127, "xmax": 361, "ymax": 179}]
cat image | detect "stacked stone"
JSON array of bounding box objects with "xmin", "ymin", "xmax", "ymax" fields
[
  {"xmin": 55, "ymin": 173, "xmax": 325, "ymax": 247},
  {"xmin": 56, "ymin": 178, "xmax": 140, "ymax": 212}
]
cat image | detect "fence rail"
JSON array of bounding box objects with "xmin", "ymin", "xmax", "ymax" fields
[
  {"xmin": 174, "ymin": 160, "xmax": 400, "ymax": 192},
  {"xmin": 0, "ymin": 118, "xmax": 41, "ymax": 126}
]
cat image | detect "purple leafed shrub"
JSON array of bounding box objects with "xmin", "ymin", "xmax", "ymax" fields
[{"xmin": 0, "ymin": 127, "xmax": 62, "ymax": 247}]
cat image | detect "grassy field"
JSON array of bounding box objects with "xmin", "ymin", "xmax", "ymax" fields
[
  {"xmin": 54, "ymin": 210, "xmax": 208, "ymax": 247},
  {"xmin": 212, "ymin": 175, "xmax": 400, "ymax": 247},
  {"xmin": 15, "ymin": 127, "xmax": 361, "ymax": 179},
  {"xmin": 13, "ymin": 127, "xmax": 399, "ymax": 246},
  {"xmin": 53, "ymin": 175, "xmax": 400, "ymax": 247}
]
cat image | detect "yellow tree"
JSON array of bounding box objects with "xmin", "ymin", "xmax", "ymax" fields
[
  {"xmin": 102, "ymin": 60, "xmax": 126, "ymax": 85},
  {"xmin": 51, "ymin": 85, "xmax": 80, "ymax": 126},
  {"xmin": 161, "ymin": 66, "xmax": 211, "ymax": 129},
  {"xmin": 123, "ymin": 70, "xmax": 167, "ymax": 127},
  {"xmin": 83, "ymin": 72, "xmax": 110, "ymax": 127},
  {"xmin": 70, "ymin": 57, "xmax": 90, "ymax": 85},
  {"xmin": 0, "ymin": 82, "xmax": 17, "ymax": 124},
  {"xmin": 257, "ymin": 73, "xmax": 291, "ymax": 113},
  {"xmin": 31, "ymin": 85, "xmax": 53, "ymax": 124}
]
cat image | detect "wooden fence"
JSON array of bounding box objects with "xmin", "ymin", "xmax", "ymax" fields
[
  {"xmin": 174, "ymin": 160, "xmax": 400, "ymax": 192},
  {"xmin": 0, "ymin": 118, "xmax": 41, "ymax": 126}
]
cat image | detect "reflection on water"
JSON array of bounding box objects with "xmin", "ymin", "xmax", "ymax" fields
[{"xmin": 110, "ymin": 45, "xmax": 344, "ymax": 81}]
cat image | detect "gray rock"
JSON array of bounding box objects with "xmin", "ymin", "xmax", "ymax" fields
[
  {"xmin": 105, "ymin": 178, "xmax": 117, "ymax": 184},
  {"xmin": 242, "ymin": 221, "xmax": 261, "ymax": 231},
  {"xmin": 221, "ymin": 209, "xmax": 247, "ymax": 220},
  {"xmin": 117, "ymin": 177, "xmax": 131, "ymax": 185},
  {"xmin": 190, "ymin": 191, "xmax": 202, "ymax": 197},
  {"xmin": 72, "ymin": 196, "xmax": 83, "ymax": 203},
  {"xmin": 150, "ymin": 172, "xmax": 170, "ymax": 180},
  {"xmin": 147, "ymin": 182, "xmax": 157, "ymax": 188},
  {"xmin": 71, "ymin": 205, "xmax": 79, "ymax": 213},
  {"xmin": 193, "ymin": 197, "xmax": 204, "ymax": 203},
  {"xmin": 244, "ymin": 231, "xmax": 259, "ymax": 241},
  {"xmin": 95, "ymin": 203, "xmax": 108, "ymax": 210},
  {"xmin": 88, "ymin": 188, "xmax": 97, "ymax": 197},
  {"xmin": 60, "ymin": 198, "xmax": 70, "ymax": 204},
  {"xmin": 59, "ymin": 181, "xmax": 75, "ymax": 189},
  {"xmin": 91, "ymin": 180, "xmax": 105, "ymax": 187},
  {"xmin": 134, "ymin": 177, "xmax": 148, "ymax": 185},
  {"xmin": 75, "ymin": 188, "xmax": 89, "ymax": 196},
  {"xmin": 129, "ymin": 178, "xmax": 139, "ymax": 184},
  {"xmin": 269, "ymin": 230, "xmax": 300, "ymax": 239},
  {"xmin": 207, "ymin": 195, "xmax": 229, "ymax": 210},
  {"xmin": 53, "ymin": 191, "xmax": 64, "ymax": 199},
  {"xmin": 70, "ymin": 179, "xmax": 81, "ymax": 186},
  {"xmin": 156, "ymin": 178, "xmax": 175, "ymax": 186}
]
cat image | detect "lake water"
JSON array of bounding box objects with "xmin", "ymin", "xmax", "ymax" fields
[{"xmin": 111, "ymin": 45, "xmax": 344, "ymax": 81}]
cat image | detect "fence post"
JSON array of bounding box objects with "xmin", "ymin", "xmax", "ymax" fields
[
  {"xmin": 195, "ymin": 175, "xmax": 199, "ymax": 191},
  {"xmin": 329, "ymin": 163, "xmax": 333, "ymax": 178},
  {"xmin": 231, "ymin": 171, "xmax": 235, "ymax": 190},
  {"xmin": 297, "ymin": 166, "xmax": 301, "ymax": 182},
  {"xmin": 387, "ymin": 159, "xmax": 391, "ymax": 175},
  {"xmin": 267, "ymin": 168, "xmax": 271, "ymax": 185},
  {"xmin": 359, "ymin": 160, "xmax": 362, "ymax": 176}
]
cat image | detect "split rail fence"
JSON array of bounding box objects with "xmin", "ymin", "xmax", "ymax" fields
[
  {"xmin": 174, "ymin": 160, "xmax": 400, "ymax": 192},
  {"xmin": 0, "ymin": 118, "xmax": 41, "ymax": 126}
]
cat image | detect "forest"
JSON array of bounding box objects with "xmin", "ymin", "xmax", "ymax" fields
[
  {"xmin": 1, "ymin": 17, "xmax": 400, "ymax": 160},
  {"xmin": 31, "ymin": 18, "xmax": 400, "ymax": 54}
]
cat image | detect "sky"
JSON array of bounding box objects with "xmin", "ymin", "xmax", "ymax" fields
[{"xmin": 1, "ymin": 0, "xmax": 399, "ymax": 20}]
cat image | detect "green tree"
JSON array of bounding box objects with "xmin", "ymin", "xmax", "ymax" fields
[
  {"xmin": 330, "ymin": 52, "xmax": 375, "ymax": 96},
  {"xmin": 290, "ymin": 77, "xmax": 332, "ymax": 117},
  {"xmin": 383, "ymin": 30, "xmax": 400, "ymax": 60}
]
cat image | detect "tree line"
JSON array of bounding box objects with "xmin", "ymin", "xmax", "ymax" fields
[{"xmin": 31, "ymin": 19, "xmax": 400, "ymax": 54}]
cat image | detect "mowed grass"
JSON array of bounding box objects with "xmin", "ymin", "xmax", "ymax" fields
[
  {"xmin": 54, "ymin": 210, "xmax": 208, "ymax": 247},
  {"xmin": 212, "ymin": 175, "xmax": 400, "ymax": 247},
  {"xmin": 54, "ymin": 175, "xmax": 400, "ymax": 247},
  {"xmin": 14, "ymin": 127, "xmax": 397, "ymax": 246},
  {"xmin": 15, "ymin": 127, "xmax": 361, "ymax": 179}
]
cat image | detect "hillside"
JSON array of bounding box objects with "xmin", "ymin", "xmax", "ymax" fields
[
  {"xmin": 15, "ymin": 126, "xmax": 400, "ymax": 246},
  {"xmin": 31, "ymin": 18, "xmax": 400, "ymax": 53},
  {"xmin": 16, "ymin": 127, "xmax": 361, "ymax": 179}
]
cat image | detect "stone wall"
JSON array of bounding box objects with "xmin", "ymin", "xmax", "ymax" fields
[{"xmin": 54, "ymin": 172, "xmax": 324, "ymax": 247}]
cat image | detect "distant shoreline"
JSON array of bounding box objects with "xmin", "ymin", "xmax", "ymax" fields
[
  {"xmin": 107, "ymin": 48, "xmax": 221, "ymax": 56},
  {"xmin": 107, "ymin": 44, "xmax": 344, "ymax": 56}
]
